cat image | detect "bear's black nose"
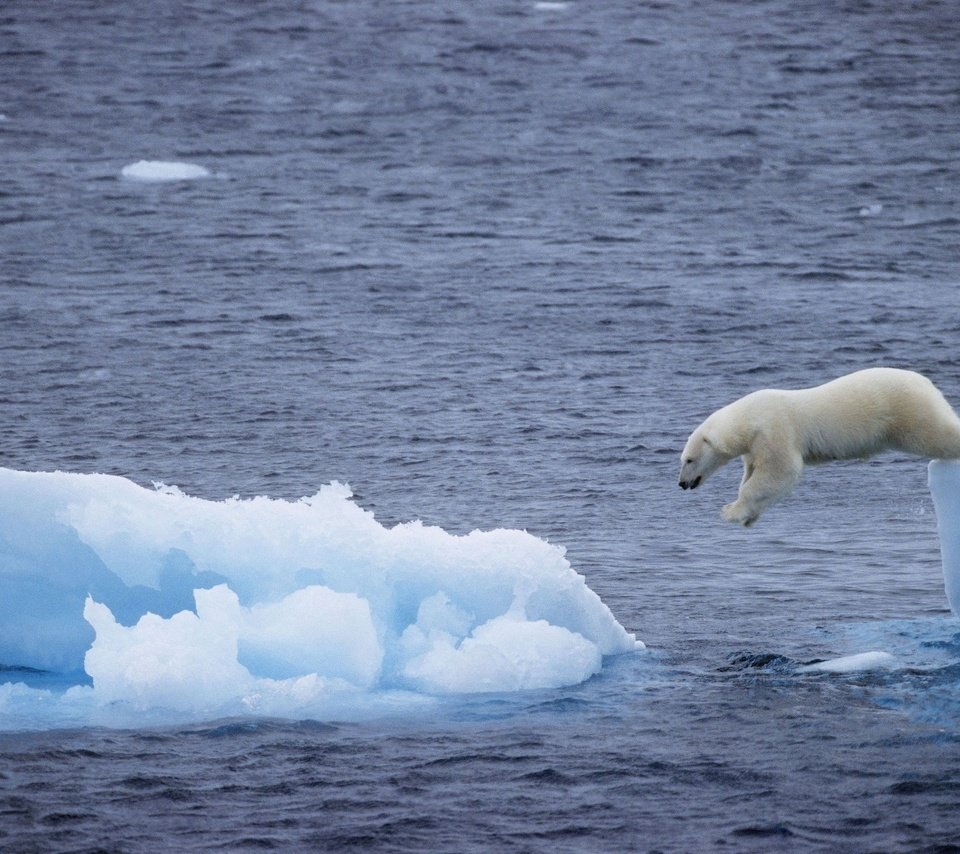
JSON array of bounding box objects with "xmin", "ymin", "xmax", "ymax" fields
[{"xmin": 679, "ymin": 480, "xmax": 689, "ymax": 490}]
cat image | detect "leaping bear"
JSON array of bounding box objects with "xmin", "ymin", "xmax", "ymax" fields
[{"xmin": 678, "ymin": 368, "xmax": 960, "ymax": 527}]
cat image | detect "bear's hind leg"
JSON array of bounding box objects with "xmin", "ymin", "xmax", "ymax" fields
[{"xmin": 924, "ymin": 410, "xmax": 960, "ymax": 459}]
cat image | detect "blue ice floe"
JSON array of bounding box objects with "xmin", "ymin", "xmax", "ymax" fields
[{"xmin": 0, "ymin": 469, "xmax": 639, "ymax": 725}]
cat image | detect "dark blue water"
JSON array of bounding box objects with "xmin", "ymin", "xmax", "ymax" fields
[{"xmin": 3, "ymin": 0, "xmax": 960, "ymax": 849}]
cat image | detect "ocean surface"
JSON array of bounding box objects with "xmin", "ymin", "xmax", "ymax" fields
[{"xmin": 2, "ymin": 0, "xmax": 960, "ymax": 849}]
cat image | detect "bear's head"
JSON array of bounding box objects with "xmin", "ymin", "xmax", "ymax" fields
[{"xmin": 678, "ymin": 426, "xmax": 728, "ymax": 490}]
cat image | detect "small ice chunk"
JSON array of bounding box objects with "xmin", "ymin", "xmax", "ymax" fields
[
  {"xmin": 121, "ymin": 160, "xmax": 210, "ymax": 182},
  {"xmin": 798, "ymin": 650, "xmax": 896, "ymax": 674},
  {"xmin": 858, "ymin": 203, "xmax": 883, "ymax": 217},
  {"xmin": 402, "ymin": 614, "xmax": 603, "ymax": 693},
  {"xmin": 413, "ymin": 591, "xmax": 475, "ymax": 638},
  {"xmin": 239, "ymin": 586, "xmax": 383, "ymax": 687},
  {"xmin": 83, "ymin": 586, "xmax": 252, "ymax": 711}
]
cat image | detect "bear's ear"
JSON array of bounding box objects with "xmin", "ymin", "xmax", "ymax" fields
[{"xmin": 702, "ymin": 435, "xmax": 712, "ymax": 447}]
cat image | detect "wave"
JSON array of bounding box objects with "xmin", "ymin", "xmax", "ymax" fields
[{"xmin": 0, "ymin": 469, "xmax": 639, "ymax": 729}]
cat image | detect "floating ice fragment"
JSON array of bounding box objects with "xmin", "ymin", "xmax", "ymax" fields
[
  {"xmin": 798, "ymin": 650, "xmax": 896, "ymax": 674},
  {"xmin": 858, "ymin": 203, "xmax": 883, "ymax": 217},
  {"xmin": 120, "ymin": 160, "xmax": 210, "ymax": 182}
]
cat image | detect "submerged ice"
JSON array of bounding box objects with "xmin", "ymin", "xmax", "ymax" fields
[{"xmin": 0, "ymin": 469, "xmax": 638, "ymax": 723}]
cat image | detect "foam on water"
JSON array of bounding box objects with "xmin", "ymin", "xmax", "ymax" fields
[
  {"xmin": 0, "ymin": 469, "xmax": 638, "ymax": 728},
  {"xmin": 120, "ymin": 160, "xmax": 211, "ymax": 181}
]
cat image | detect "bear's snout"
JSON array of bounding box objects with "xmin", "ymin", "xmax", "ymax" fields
[{"xmin": 679, "ymin": 476, "xmax": 701, "ymax": 490}]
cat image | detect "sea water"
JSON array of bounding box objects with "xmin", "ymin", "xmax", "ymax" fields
[{"xmin": 2, "ymin": 0, "xmax": 960, "ymax": 849}]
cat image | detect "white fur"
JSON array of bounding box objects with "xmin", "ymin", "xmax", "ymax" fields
[{"xmin": 678, "ymin": 368, "xmax": 960, "ymax": 526}]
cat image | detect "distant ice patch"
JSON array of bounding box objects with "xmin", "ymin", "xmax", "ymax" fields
[
  {"xmin": 120, "ymin": 160, "xmax": 210, "ymax": 182},
  {"xmin": 799, "ymin": 650, "xmax": 897, "ymax": 674},
  {"xmin": 0, "ymin": 468, "xmax": 639, "ymax": 727}
]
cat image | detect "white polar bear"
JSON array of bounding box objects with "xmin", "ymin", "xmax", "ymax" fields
[{"xmin": 678, "ymin": 368, "xmax": 960, "ymax": 527}]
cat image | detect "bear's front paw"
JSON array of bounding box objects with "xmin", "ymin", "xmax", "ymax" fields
[{"xmin": 721, "ymin": 502, "xmax": 758, "ymax": 527}]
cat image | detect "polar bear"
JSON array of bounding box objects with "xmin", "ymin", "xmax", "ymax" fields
[{"xmin": 678, "ymin": 368, "xmax": 960, "ymax": 526}]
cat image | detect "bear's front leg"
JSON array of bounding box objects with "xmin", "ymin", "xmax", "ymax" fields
[
  {"xmin": 721, "ymin": 500, "xmax": 759, "ymax": 527},
  {"xmin": 721, "ymin": 446, "xmax": 802, "ymax": 527},
  {"xmin": 721, "ymin": 457, "xmax": 761, "ymax": 525}
]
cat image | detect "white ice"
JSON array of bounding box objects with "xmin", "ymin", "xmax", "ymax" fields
[
  {"xmin": 120, "ymin": 160, "xmax": 211, "ymax": 181},
  {"xmin": 928, "ymin": 460, "xmax": 960, "ymax": 618},
  {"xmin": 0, "ymin": 469, "xmax": 639, "ymax": 724}
]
